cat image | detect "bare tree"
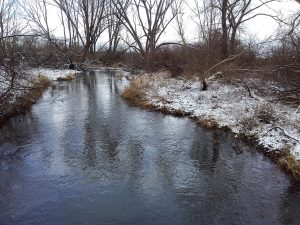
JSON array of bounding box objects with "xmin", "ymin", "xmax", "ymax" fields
[
  {"xmin": 0, "ymin": 0, "xmax": 22, "ymax": 48},
  {"xmin": 106, "ymin": 0, "xmax": 122, "ymax": 58},
  {"xmin": 226, "ymin": 0, "xmax": 278, "ymax": 54},
  {"xmin": 113, "ymin": 0, "xmax": 182, "ymax": 60},
  {"xmin": 0, "ymin": 0, "xmax": 28, "ymax": 102},
  {"xmin": 23, "ymin": 0, "xmax": 73, "ymax": 65},
  {"xmin": 221, "ymin": 0, "xmax": 229, "ymax": 58},
  {"xmin": 53, "ymin": 0, "xmax": 107, "ymax": 62},
  {"xmin": 174, "ymin": 3, "xmax": 186, "ymax": 44},
  {"xmin": 23, "ymin": 0, "xmax": 53, "ymax": 41}
]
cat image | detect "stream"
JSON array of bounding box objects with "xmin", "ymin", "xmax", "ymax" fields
[{"xmin": 0, "ymin": 71, "xmax": 300, "ymax": 225}]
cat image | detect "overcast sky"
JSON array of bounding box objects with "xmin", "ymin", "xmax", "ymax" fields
[
  {"xmin": 46, "ymin": 0, "xmax": 300, "ymax": 45},
  {"xmin": 164, "ymin": 0, "xmax": 300, "ymax": 42}
]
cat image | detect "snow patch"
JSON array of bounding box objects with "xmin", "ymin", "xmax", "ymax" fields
[
  {"xmin": 133, "ymin": 73, "xmax": 300, "ymax": 160},
  {"xmin": 29, "ymin": 68, "xmax": 79, "ymax": 81}
]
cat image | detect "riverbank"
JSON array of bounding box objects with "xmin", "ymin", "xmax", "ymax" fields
[
  {"xmin": 0, "ymin": 68, "xmax": 78, "ymax": 126},
  {"xmin": 121, "ymin": 70, "xmax": 300, "ymax": 179},
  {"xmin": 29, "ymin": 68, "xmax": 79, "ymax": 81}
]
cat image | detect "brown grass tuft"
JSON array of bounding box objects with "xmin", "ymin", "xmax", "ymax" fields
[
  {"xmin": 277, "ymin": 147, "xmax": 300, "ymax": 179},
  {"xmin": 254, "ymin": 103, "xmax": 276, "ymax": 124},
  {"xmin": 158, "ymin": 106, "xmax": 187, "ymax": 117},
  {"xmin": 197, "ymin": 117, "xmax": 219, "ymax": 129},
  {"xmin": 0, "ymin": 75, "xmax": 51, "ymax": 126},
  {"xmin": 240, "ymin": 116, "xmax": 259, "ymax": 132},
  {"xmin": 35, "ymin": 75, "xmax": 51, "ymax": 87},
  {"xmin": 57, "ymin": 74, "xmax": 76, "ymax": 81},
  {"xmin": 122, "ymin": 78, "xmax": 150, "ymax": 107},
  {"xmin": 153, "ymin": 95, "xmax": 167, "ymax": 102}
]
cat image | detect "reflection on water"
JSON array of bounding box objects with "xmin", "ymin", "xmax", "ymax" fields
[{"xmin": 0, "ymin": 71, "xmax": 300, "ymax": 225}]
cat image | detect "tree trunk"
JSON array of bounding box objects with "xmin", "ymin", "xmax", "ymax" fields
[
  {"xmin": 221, "ymin": 0, "xmax": 229, "ymax": 59},
  {"xmin": 230, "ymin": 27, "xmax": 237, "ymax": 55}
]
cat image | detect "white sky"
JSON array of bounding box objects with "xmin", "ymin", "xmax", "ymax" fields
[
  {"xmin": 245, "ymin": 0, "xmax": 299, "ymax": 40},
  {"xmin": 164, "ymin": 0, "xmax": 300, "ymax": 42},
  {"xmin": 46, "ymin": 0, "xmax": 300, "ymax": 45}
]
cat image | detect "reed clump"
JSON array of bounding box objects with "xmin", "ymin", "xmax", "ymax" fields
[{"xmin": 122, "ymin": 78, "xmax": 150, "ymax": 107}]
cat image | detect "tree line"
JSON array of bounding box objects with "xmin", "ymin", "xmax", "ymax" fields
[
  {"xmin": 0, "ymin": 0, "xmax": 298, "ymax": 63},
  {"xmin": 0, "ymin": 0, "xmax": 299, "ymax": 96}
]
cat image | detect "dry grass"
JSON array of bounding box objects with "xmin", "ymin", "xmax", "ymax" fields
[
  {"xmin": 122, "ymin": 78, "xmax": 150, "ymax": 107},
  {"xmin": 277, "ymin": 147, "xmax": 300, "ymax": 179},
  {"xmin": 0, "ymin": 75, "xmax": 51, "ymax": 126},
  {"xmin": 158, "ymin": 106, "xmax": 187, "ymax": 117},
  {"xmin": 153, "ymin": 95, "xmax": 167, "ymax": 102},
  {"xmin": 254, "ymin": 103, "xmax": 276, "ymax": 124},
  {"xmin": 34, "ymin": 75, "xmax": 52, "ymax": 87},
  {"xmin": 197, "ymin": 117, "xmax": 219, "ymax": 129},
  {"xmin": 240, "ymin": 116, "xmax": 259, "ymax": 132},
  {"xmin": 57, "ymin": 74, "xmax": 76, "ymax": 81},
  {"xmin": 122, "ymin": 76, "xmax": 189, "ymax": 117}
]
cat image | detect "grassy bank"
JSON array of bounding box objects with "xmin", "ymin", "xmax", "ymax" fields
[
  {"xmin": 122, "ymin": 72, "xmax": 300, "ymax": 180},
  {"xmin": 0, "ymin": 75, "xmax": 51, "ymax": 126}
]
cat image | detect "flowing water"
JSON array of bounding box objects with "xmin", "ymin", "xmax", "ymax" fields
[{"xmin": 0, "ymin": 71, "xmax": 300, "ymax": 225}]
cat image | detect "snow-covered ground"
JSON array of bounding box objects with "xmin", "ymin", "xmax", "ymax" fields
[
  {"xmin": 28, "ymin": 68, "xmax": 79, "ymax": 80},
  {"xmin": 0, "ymin": 68, "xmax": 80, "ymax": 121},
  {"xmin": 127, "ymin": 72, "xmax": 300, "ymax": 160}
]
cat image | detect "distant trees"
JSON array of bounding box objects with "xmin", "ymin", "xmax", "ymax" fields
[
  {"xmin": 0, "ymin": 0, "xmax": 297, "ymax": 66},
  {"xmin": 106, "ymin": 0, "xmax": 123, "ymax": 59},
  {"xmin": 188, "ymin": 0, "xmax": 279, "ymax": 59},
  {"xmin": 53, "ymin": 0, "xmax": 107, "ymax": 61},
  {"xmin": 226, "ymin": 0, "xmax": 278, "ymax": 55},
  {"xmin": 0, "ymin": 0, "xmax": 21, "ymax": 47},
  {"xmin": 112, "ymin": 0, "xmax": 182, "ymax": 60}
]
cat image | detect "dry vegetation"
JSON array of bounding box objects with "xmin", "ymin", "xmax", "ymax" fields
[
  {"xmin": 197, "ymin": 117, "xmax": 220, "ymax": 129},
  {"xmin": 122, "ymin": 77, "xmax": 151, "ymax": 107},
  {"xmin": 0, "ymin": 75, "xmax": 51, "ymax": 125},
  {"xmin": 56, "ymin": 74, "xmax": 76, "ymax": 81},
  {"xmin": 277, "ymin": 148, "xmax": 300, "ymax": 179}
]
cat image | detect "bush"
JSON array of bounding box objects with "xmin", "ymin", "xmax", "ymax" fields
[
  {"xmin": 254, "ymin": 103, "xmax": 276, "ymax": 123},
  {"xmin": 122, "ymin": 78, "xmax": 150, "ymax": 107},
  {"xmin": 277, "ymin": 146, "xmax": 300, "ymax": 179},
  {"xmin": 240, "ymin": 116, "xmax": 259, "ymax": 131},
  {"xmin": 197, "ymin": 117, "xmax": 219, "ymax": 129}
]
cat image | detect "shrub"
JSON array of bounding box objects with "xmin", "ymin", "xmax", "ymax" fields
[
  {"xmin": 34, "ymin": 75, "xmax": 51, "ymax": 88},
  {"xmin": 122, "ymin": 78, "xmax": 150, "ymax": 107},
  {"xmin": 197, "ymin": 117, "xmax": 219, "ymax": 129},
  {"xmin": 57, "ymin": 74, "xmax": 76, "ymax": 81},
  {"xmin": 277, "ymin": 146, "xmax": 300, "ymax": 179},
  {"xmin": 254, "ymin": 103, "xmax": 276, "ymax": 123},
  {"xmin": 240, "ymin": 116, "xmax": 259, "ymax": 131}
]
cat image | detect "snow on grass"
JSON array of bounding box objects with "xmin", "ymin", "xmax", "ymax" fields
[
  {"xmin": 130, "ymin": 72, "xmax": 300, "ymax": 160},
  {"xmin": 28, "ymin": 68, "xmax": 79, "ymax": 81},
  {"xmin": 1, "ymin": 68, "xmax": 78, "ymax": 114}
]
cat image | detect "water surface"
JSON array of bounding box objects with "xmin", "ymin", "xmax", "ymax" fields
[{"xmin": 0, "ymin": 71, "xmax": 300, "ymax": 225}]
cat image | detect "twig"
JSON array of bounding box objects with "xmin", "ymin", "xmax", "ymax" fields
[
  {"xmin": 232, "ymin": 143, "xmax": 243, "ymax": 155},
  {"xmin": 269, "ymin": 126, "xmax": 299, "ymax": 142},
  {"xmin": 52, "ymin": 93, "xmax": 63, "ymax": 103},
  {"xmin": 244, "ymin": 84, "xmax": 254, "ymax": 98}
]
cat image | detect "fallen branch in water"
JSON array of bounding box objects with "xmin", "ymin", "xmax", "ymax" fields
[{"xmin": 52, "ymin": 93, "xmax": 63, "ymax": 103}]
